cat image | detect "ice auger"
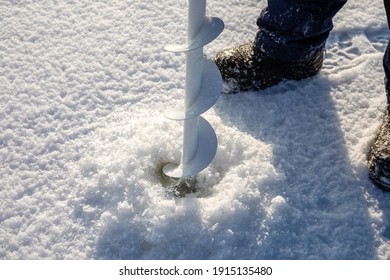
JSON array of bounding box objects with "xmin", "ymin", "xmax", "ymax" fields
[{"xmin": 163, "ymin": 0, "xmax": 224, "ymax": 179}]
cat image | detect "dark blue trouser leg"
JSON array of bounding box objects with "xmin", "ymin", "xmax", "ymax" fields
[
  {"xmin": 384, "ymin": 0, "xmax": 390, "ymax": 104},
  {"xmin": 255, "ymin": 0, "xmax": 347, "ymax": 61},
  {"xmin": 385, "ymin": 42, "xmax": 390, "ymax": 105}
]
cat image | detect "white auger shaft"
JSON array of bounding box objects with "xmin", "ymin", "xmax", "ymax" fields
[{"xmin": 163, "ymin": 0, "xmax": 224, "ymax": 178}]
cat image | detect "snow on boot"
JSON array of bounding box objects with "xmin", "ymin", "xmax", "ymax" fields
[
  {"xmin": 214, "ymin": 43, "xmax": 324, "ymax": 93},
  {"xmin": 368, "ymin": 110, "xmax": 390, "ymax": 191}
]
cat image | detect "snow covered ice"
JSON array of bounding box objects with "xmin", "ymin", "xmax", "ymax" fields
[{"xmin": 1, "ymin": 0, "xmax": 390, "ymax": 259}]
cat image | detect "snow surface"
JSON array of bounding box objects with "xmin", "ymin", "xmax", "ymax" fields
[{"xmin": 1, "ymin": 0, "xmax": 390, "ymax": 259}]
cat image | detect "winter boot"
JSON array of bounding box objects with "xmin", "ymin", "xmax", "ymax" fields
[
  {"xmin": 214, "ymin": 43, "xmax": 324, "ymax": 93},
  {"xmin": 368, "ymin": 109, "xmax": 390, "ymax": 191}
]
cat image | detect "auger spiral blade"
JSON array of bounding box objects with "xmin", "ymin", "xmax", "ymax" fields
[
  {"xmin": 164, "ymin": 57, "xmax": 222, "ymax": 120},
  {"xmin": 165, "ymin": 17, "xmax": 224, "ymax": 53},
  {"xmin": 163, "ymin": 116, "xmax": 218, "ymax": 178},
  {"xmin": 163, "ymin": 0, "xmax": 224, "ymax": 179}
]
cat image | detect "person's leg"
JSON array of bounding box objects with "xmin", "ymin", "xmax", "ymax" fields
[
  {"xmin": 256, "ymin": 0, "xmax": 347, "ymax": 61},
  {"xmin": 215, "ymin": 0, "xmax": 347, "ymax": 93},
  {"xmin": 368, "ymin": 0, "xmax": 390, "ymax": 191},
  {"xmin": 384, "ymin": 0, "xmax": 390, "ymax": 102}
]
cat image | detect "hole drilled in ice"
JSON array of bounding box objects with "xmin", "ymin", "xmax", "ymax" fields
[{"xmin": 154, "ymin": 161, "xmax": 197, "ymax": 197}]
